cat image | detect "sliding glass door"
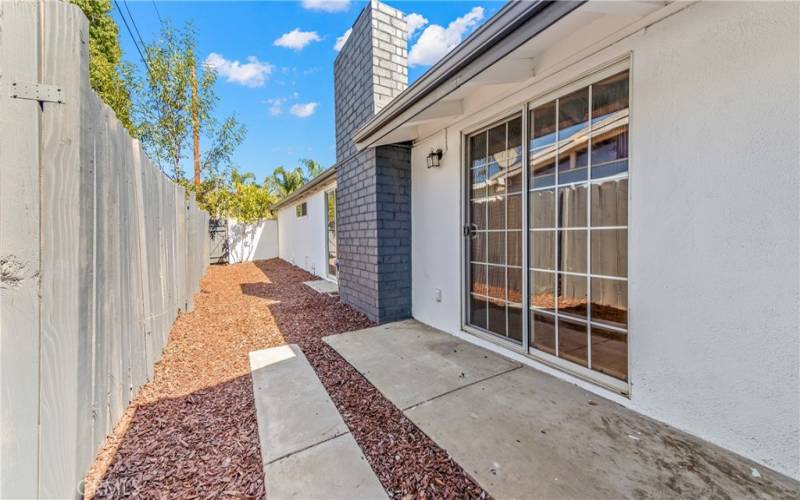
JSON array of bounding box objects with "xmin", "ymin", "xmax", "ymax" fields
[
  {"xmin": 466, "ymin": 115, "xmax": 523, "ymax": 343},
  {"xmin": 465, "ymin": 68, "xmax": 630, "ymax": 385}
]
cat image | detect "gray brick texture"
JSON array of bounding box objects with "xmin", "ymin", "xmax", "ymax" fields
[{"xmin": 333, "ymin": 1, "xmax": 411, "ymax": 324}]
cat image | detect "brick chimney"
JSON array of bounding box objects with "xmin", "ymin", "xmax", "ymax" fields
[{"xmin": 333, "ymin": 0, "xmax": 412, "ymax": 324}]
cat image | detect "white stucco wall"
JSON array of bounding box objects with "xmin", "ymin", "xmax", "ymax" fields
[
  {"xmin": 409, "ymin": 2, "xmax": 799, "ymax": 478},
  {"xmin": 276, "ymin": 181, "xmax": 336, "ymax": 280},
  {"xmin": 227, "ymin": 219, "xmax": 278, "ymax": 263}
]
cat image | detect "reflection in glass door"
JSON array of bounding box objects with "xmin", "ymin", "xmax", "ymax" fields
[
  {"xmin": 466, "ymin": 116, "xmax": 523, "ymax": 343},
  {"xmin": 465, "ymin": 69, "xmax": 630, "ymax": 386},
  {"xmin": 325, "ymin": 189, "xmax": 337, "ymax": 278}
]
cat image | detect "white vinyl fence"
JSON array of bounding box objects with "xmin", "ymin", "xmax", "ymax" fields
[
  {"xmin": 0, "ymin": 2, "xmax": 210, "ymax": 498},
  {"xmin": 227, "ymin": 219, "xmax": 279, "ymax": 263}
]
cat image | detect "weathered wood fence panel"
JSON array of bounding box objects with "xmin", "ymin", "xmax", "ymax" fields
[{"xmin": 0, "ymin": 2, "xmax": 211, "ymax": 498}]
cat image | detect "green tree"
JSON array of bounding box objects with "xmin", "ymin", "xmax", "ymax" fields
[
  {"xmin": 300, "ymin": 158, "xmax": 323, "ymax": 179},
  {"xmin": 135, "ymin": 20, "xmax": 244, "ymax": 181},
  {"xmin": 71, "ymin": 0, "xmax": 135, "ymax": 133},
  {"xmin": 268, "ymin": 166, "xmax": 306, "ymax": 198}
]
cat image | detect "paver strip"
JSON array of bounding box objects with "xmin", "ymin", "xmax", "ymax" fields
[{"xmin": 249, "ymin": 344, "xmax": 386, "ymax": 499}]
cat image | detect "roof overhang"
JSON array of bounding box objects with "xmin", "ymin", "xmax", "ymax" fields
[
  {"xmin": 353, "ymin": 0, "xmax": 584, "ymax": 149},
  {"xmin": 271, "ymin": 166, "xmax": 337, "ymax": 212},
  {"xmin": 354, "ymin": 0, "xmax": 676, "ymax": 150}
]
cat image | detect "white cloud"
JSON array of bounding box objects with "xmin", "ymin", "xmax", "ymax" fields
[
  {"xmin": 290, "ymin": 102, "xmax": 319, "ymax": 118},
  {"xmin": 334, "ymin": 28, "xmax": 352, "ymax": 51},
  {"xmin": 408, "ymin": 6, "xmax": 485, "ymax": 67},
  {"xmin": 264, "ymin": 97, "xmax": 287, "ymax": 116},
  {"xmin": 274, "ymin": 29, "xmax": 322, "ymax": 51},
  {"xmin": 301, "ymin": 0, "xmax": 350, "ymax": 12},
  {"xmin": 405, "ymin": 13, "xmax": 429, "ymax": 39},
  {"xmin": 203, "ymin": 53, "xmax": 273, "ymax": 87}
]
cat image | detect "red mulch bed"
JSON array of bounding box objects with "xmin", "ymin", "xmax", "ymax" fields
[{"xmin": 85, "ymin": 258, "xmax": 487, "ymax": 499}]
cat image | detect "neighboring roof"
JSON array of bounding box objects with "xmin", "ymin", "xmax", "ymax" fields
[
  {"xmin": 353, "ymin": 0, "xmax": 584, "ymax": 147},
  {"xmin": 271, "ymin": 166, "xmax": 337, "ymax": 212}
]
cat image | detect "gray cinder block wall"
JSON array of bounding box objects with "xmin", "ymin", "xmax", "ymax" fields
[{"xmin": 334, "ymin": 0, "xmax": 412, "ymax": 323}]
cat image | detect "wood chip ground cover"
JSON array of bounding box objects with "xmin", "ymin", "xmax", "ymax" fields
[{"xmin": 85, "ymin": 259, "xmax": 487, "ymax": 499}]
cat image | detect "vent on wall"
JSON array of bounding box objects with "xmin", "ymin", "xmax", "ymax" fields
[{"xmin": 296, "ymin": 202, "xmax": 307, "ymax": 217}]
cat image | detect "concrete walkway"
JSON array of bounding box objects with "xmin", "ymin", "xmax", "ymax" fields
[
  {"xmin": 303, "ymin": 279, "xmax": 339, "ymax": 295},
  {"xmin": 249, "ymin": 345, "xmax": 386, "ymax": 499},
  {"xmin": 324, "ymin": 320, "xmax": 800, "ymax": 499}
]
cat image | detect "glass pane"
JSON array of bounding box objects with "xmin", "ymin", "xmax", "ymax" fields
[
  {"xmin": 471, "ymin": 232, "xmax": 486, "ymax": 263},
  {"xmin": 591, "ymin": 278, "xmax": 627, "ymax": 329},
  {"xmin": 529, "ymin": 189, "xmax": 555, "ymax": 228},
  {"xmin": 507, "ymin": 117, "xmax": 523, "ymax": 193},
  {"xmin": 470, "ymin": 131, "xmax": 487, "ymax": 169},
  {"xmin": 487, "ymin": 196, "xmax": 505, "ymax": 230},
  {"xmin": 508, "ymin": 303, "xmax": 523, "ymax": 342},
  {"xmin": 558, "ymin": 184, "xmax": 588, "ymax": 228},
  {"xmin": 591, "ymin": 124, "xmax": 628, "ymax": 166},
  {"xmin": 529, "ymin": 230, "xmax": 555, "ymax": 270},
  {"xmin": 558, "ymin": 88, "xmax": 589, "ymax": 184},
  {"xmin": 470, "ymin": 263, "xmax": 487, "ymax": 296},
  {"xmin": 558, "ymin": 318, "xmax": 588, "ymax": 367},
  {"xmin": 530, "ymin": 311, "xmax": 556, "ymax": 355},
  {"xmin": 470, "ymin": 166, "xmax": 486, "ymax": 201},
  {"xmin": 592, "ymin": 71, "xmax": 629, "ymax": 123},
  {"xmin": 471, "ymin": 201, "xmax": 486, "ymax": 230},
  {"xmin": 530, "ymin": 101, "xmax": 557, "ymax": 187},
  {"xmin": 507, "ymin": 231, "xmax": 522, "ymax": 267},
  {"xmin": 507, "ymin": 266, "xmax": 522, "ymax": 304},
  {"xmin": 592, "ymin": 159, "xmax": 627, "ymax": 180},
  {"xmin": 487, "ymin": 299, "xmax": 507, "ymax": 336},
  {"xmin": 507, "ymin": 194, "xmax": 522, "ymax": 230},
  {"xmin": 530, "ymin": 270, "xmax": 555, "ymax": 311},
  {"xmin": 558, "ymin": 230, "xmax": 587, "ymax": 274},
  {"xmin": 487, "ymin": 124, "xmax": 507, "ymax": 195},
  {"xmin": 557, "ymin": 273, "xmax": 587, "ymax": 319},
  {"xmin": 487, "ymin": 265, "xmax": 505, "ymax": 300},
  {"xmin": 591, "ymin": 178, "xmax": 627, "ymax": 227},
  {"xmin": 470, "ymin": 294, "xmax": 487, "ymax": 329},
  {"xmin": 591, "ymin": 325, "xmax": 628, "ymax": 381},
  {"xmin": 487, "ymin": 233, "xmax": 505, "ymax": 265},
  {"xmin": 591, "ymin": 229, "xmax": 627, "ymax": 277}
]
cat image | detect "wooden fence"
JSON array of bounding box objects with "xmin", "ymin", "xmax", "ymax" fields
[{"xmin": 0, "ymin": 2, "xmax": 210, "ymax": 497}]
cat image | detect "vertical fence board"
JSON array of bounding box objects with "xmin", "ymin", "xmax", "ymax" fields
[
  {"xmin": 76, "ymin": 25, "xmax": 96, "ymax": 477},
  {"xmin": 132, "ymin": 143, "xmax": 154, "ymax": 381},
  {"xmin": 107, "ymin": 115, "xmax": 125, "ymax": 426},
  {"xmin": 38, "ymin": 4, "xmax": 84, "ymax": 496},
  {"xmin": 0, "ymin": 2, "xmax": 41, "ymax": 498},
  {"xmin": 92, "ymin": 102, "xmax": 112, "ymax": 449}
]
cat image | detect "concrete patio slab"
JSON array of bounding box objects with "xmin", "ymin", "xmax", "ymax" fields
[
  {"xmin": 266, "ymin": 433, "xmax": 387, "ymax": 500},
  {"xmin": 249, "ymin": 344, "xmax": 387, "ymax": 499},
  {"xmin": 323, "ymin": 319, "xmax": 520, "ymax": 409},
  {"xmin": 327, "ymin": 321, "xmax": 800, "ymax": 499},
  {"xmin": 303, "ymin": 279, "xmax": 338, "ymax": 295}
]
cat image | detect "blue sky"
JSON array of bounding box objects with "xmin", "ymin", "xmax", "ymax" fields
[{"xmin": 113, "ymin": 0, "xmax": 499, "ymax": 182}]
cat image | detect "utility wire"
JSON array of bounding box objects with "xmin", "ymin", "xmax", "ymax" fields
[
  {"xmin": 122, "ymin": 0, "xmax": 149, "ymax": 53},
  {"xmin": 113, "ymin": 0, "xmax": 155, "ymax": 83},
  {"xmin": 151, "ymin": 0, "xmax": 163, "ymax": 23}
]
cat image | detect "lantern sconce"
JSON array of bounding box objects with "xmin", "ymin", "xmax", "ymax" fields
[{"xmin": 426, "ymin": 148, "xmax": 443, "ymax": 168}]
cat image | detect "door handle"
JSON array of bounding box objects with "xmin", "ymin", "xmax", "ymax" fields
[{"xmin": 463, "ymin": 223, "xmax": 478, "ymax": 238}]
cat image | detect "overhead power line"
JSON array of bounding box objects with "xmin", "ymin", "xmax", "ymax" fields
[{"xmin": 112, "ymin": 0, "xmax": 155, "ymax": 82}]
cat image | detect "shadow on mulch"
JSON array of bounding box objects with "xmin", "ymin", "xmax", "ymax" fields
[
  {"xmin": 91, "ymin": 375, "xmax": 264, "ymax": 499},
  {"xmin": 248, "ymin": 260, "xmax": 489, "ymax": 499}
]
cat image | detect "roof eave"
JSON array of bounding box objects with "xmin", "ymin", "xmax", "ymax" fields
[{"xmin": 353, "ymin": 0, "xmax": 585, "ymax": 147}]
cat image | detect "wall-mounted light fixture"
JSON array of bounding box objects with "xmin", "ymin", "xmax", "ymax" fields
[{"xmin": 426, "ymin": 148, "xmax": 443, "ymax": 168}]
